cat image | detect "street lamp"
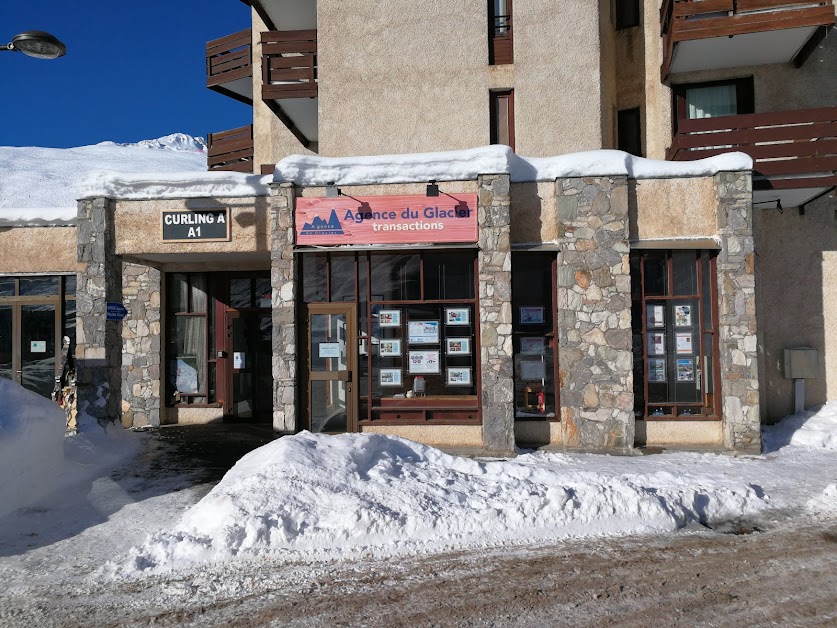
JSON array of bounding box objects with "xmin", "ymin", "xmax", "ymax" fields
[{"xmin": 2, "ymin": 31, "xmax": 66, "ymax": 59}]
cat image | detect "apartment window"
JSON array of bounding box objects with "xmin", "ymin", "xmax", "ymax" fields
[
  {"xmin": 615, "ymin": 0, "xmax": 640, "ymax": 29},
  {"xmin": 617, "ymin": 107, "xmax": 643, "ymax": 156},
  {"xmin": 630, "ymin": 250, "xmax": 721, "ymax": 419},
  {"xmin": 489, "ymin": 0, "xmax": 513, "ymax": 64},
  {"xmin": 673, "ymin": 78, "xmax": 754, "ymax": 130},
  {"xmin": 167, "ymin": 273, "xmax": 212, "ymax": 405},
  {"xmin": 490, "ymin": 90, "xmax": 515, "ymax": 150}
]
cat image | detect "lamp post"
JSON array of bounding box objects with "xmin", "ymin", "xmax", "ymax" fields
[{"xmin": 2, "ymin": 31, "xmax": 66, "ymax": 59}]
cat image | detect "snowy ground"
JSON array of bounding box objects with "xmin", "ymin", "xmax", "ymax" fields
[{"xmin": 0, "ymin": 404, "xmax": 835, "ymax": 626}]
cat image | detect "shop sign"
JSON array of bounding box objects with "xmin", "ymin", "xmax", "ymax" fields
[
  {"xmin": 295, "ymin": 194, "xmax": 477, "ymax": 245},
  {"xmin": 161, "ymin": 209, "xmax": 230, "ymax": 242}
]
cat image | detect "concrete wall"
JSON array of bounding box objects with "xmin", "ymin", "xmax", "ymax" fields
[
  {"xmin": 629, "ymin": 177, "xmax": 719, "ymax": 241},
  {"xmin": 112, "ymin": 197, "xmax": 270, "ymax": 258},
  {"xmin": 754, "ymin": 191, "xmax": 837, "ymax": 421},
  {"xmin": 0, "ymin": 226, "xmax": 81, "ymax": 273},
  {"xmin": 313, "ymin": 0, "xmax": 604, "ymax": 158}
]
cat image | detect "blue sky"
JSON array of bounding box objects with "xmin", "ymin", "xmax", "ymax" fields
[{"xmin": 1, "ymin": 2, "xmax": 251, "ymax": 148}]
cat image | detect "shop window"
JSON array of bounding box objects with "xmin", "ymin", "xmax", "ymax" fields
[
  {"xmin": 490, "ymin": 90, "xmax": 515, "ymax": 150},
  {"xmin": 630, "ymin": 250, "xmax": 720, "ymax": 419},
  {"xmin": 166, "ymin": 273, "xmax": 211, "ymax": 405},
  {"xmin": 672, "ymin": 78, "xmax": 754, "ymax": 132},
  {"xmin": 489, "ymin": 0, "xmax": 513, "ymax": 65},
  {"xmin": 615, "ymin": 0, "xmax": 640, "ymax": 29},
  {"xmin": 617, "ymin": 107, "xmax": 643, "ymax": 157},
  {"xmin": 511, "ymin": 253, "xmax": 558, "ymax": 419}
]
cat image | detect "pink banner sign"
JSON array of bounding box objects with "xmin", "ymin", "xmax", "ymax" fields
[{"xmin": 295, "ymin": 194, "xmax": 478, "ymax": 246}]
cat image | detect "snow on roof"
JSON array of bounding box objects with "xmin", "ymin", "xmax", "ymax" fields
[
  {"xmin": 76, "ymin": 171, "xmax": 273, "ymax": 202},
  {"xmin": 274, "ymin": 146, "xmax": 753, "ymax": 186}
]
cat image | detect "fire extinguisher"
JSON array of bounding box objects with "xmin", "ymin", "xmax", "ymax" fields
[{"xmin": 537, "ymin": 389, "xmax": 546, "ymax": 413}]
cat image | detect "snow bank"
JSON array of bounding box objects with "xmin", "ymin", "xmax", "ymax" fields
[
  {"xmin": 0, "ymin": 380, "xmax": 66, "ymax": 518},
  {"xmin": 763, "ymin": 401, "xmax": 837, "ymax": 452},
  {"xmin": 274, "ymin": 146, "xmax": 753, "ymax": 186},
  {"xmin": 77, "ymin": 171, "xmax": 272, "ymax": 202},
  {"xmin": 0, "ymin": 207, "xmax": 78, "ymax": 227},
  {"xmin": 119, "ymin": 432, "xmax": 767, "ymax": 574}
]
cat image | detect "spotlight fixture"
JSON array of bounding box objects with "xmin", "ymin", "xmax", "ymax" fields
[
  {"xmin": 426, "ymin": 180, "xmax": 439, "ymax": 197},
  {"xmin": 325, "ymin": 181, "xmax": 341, "ymax": 198}
]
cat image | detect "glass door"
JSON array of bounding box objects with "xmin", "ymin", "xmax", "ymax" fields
[
  {"xmin": 306, "ymin": 303, "xmax": 356, "ymax": 433},
  {"xmin": 0, "ymin": 306, "xmax": 14, "ymax": 383},
  {"xmin": 20, "ymin": 304, "xmax": 57, "ymax": 398}
]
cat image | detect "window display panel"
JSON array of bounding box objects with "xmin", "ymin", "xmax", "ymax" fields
[
  {"xmin": 631, "ymin": 251, "xmax": 719, "ymax": 419},
  {"xmin": 511, "ymin": 253, "xmax": 557, "ymax": 418}
]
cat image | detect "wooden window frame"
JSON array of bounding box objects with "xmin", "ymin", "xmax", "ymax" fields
[
  {"xmin": 671, "ymin": 77, "xmax": 755, "ymax": 134},
  {"xmin": 488, "ymin": 0, "xmax": 514, "ymax": 65},
  {"xmin": 490, "ymin": 89, "xmax": 515, "ymax": 151},
  {"xmin": 166, "ymin": 273, "xmax": 213, "ymax": 407},
  {"xmin": 632, "ymin": 251, "xmax": 722, "ymax": 420}
]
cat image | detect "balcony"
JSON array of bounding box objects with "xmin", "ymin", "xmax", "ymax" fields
[
  {"xmin": 661, "ymin": 0, "xmax": 835, "ymax": 80},
  {"xmin": 207, "ymin": 125, "xmax": 254, "ymax": 173},
  {"xmin": 206, "ymin": 29, "xmax": 253, "ymax": 104},
  {"xmin": 261, "ymin": 29, "xmax": 318, "ymax": 147},
  {"xmin": 668, "ymin": 107, "xmax": 837, "ymax": 206}
]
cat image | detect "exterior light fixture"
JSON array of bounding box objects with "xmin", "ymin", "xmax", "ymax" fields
[
  {"xmin": 325, "ymin": 182, "xmax": 341, "ymax": 198},
  {"xmin": 426, "ymin": 180, "xmax": 440, "ymax": 197},
  {"xmin": 2, "ymin": 31, "xmax": 66, "ymax": 59}
]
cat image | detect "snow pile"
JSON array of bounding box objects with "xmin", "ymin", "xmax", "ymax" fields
[
  {"xmin": 763, "ymin": 401, "xmax": 837, "ymax": 451},
  {"xmin": 77, "ymin": 172, "xmax": 272, "ymax": 202},
  {"xmin": 119, "ymin": 432, "xmax": 767, "ymax": 574},
  {"xmin": 0, "ymin": 380, "xmax": 66, "ymax": 518},
  {"xmin": 0, "ymin": 134, "xmax": 208, "ymax": 225},
  {"xmin": 274, "ymin": 146, "xmax": 753, "ymax": 186}
]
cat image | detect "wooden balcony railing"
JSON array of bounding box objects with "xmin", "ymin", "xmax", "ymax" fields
[
  {"xmin": 207, "ymin": 125, "xmax": 254, "ymax": 173},
  {"xmin": 667, "ymin": 107, "xmax": 837, "ymax": 189},
  {"xmin": 206, "ymin": 29, "xmax": 252, "ymax": 88},
  {"xmin": 261, "ymin": 30, "xmax": 317, "ymax": 100},
  {"xmin": 660, "ymin": 0, "xmax": 835, "ymax": 79}
]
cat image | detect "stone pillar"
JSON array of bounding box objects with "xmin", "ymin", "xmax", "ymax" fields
[
  {"xmin": 270, "ymin": 182, "xmax": 297, "ymax": 433},
  {"xmin": 76, "ymin": 197, "xmax": 121, "ymax": 422},
  {"xmin": 556, "ymin": 176, "xmax": 634, "ymax": 453},
  {"xmin": 715, "ymin": 171, "xmax": 761, "ymax": 453},
  {"xmin": 120, "ymin": 262, "xmax": 162, "ymax": 428},
  {"xmin": 477, "ymin": 174, "xmax": 515, "ymax": 455}
]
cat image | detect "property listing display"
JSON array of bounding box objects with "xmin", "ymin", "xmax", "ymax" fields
[
  {"xmin": 295, "ymin": 195, "xmax": 478, "ymax": 245},
  {"xmin": 632, "ymin": 250, "xmax": 719, "ymax": 419}
]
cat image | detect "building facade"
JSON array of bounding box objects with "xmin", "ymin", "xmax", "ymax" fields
[{"xmin": 2, "ymin": 0, "xmax": 836, "ymax": 454}]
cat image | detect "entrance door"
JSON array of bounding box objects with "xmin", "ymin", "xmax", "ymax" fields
[
  {"xmin": 306, "ymin": 303, "xmax": 356, "ymax": 433},
  {"xmin": 0, "ymin": 303, "xmax": 58, "ymax": 397},
  {"xmin": 224, "ymin": 309, "xmax": 273, "ymax": 421}
]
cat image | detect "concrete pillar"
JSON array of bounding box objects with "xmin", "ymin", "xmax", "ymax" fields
[
  {"xmin": 556, "ymin": 176, "xmax": 634, "ymax": 453},
  {"xmin": 270, "ymin": 182, "xmax": 297, "ymax": 433},
  {"xmin": 477, "ymin": 174, "xmax": 516, "ymax": 455},
  {"xmin": 76, "ymin": 197, "xmax": 121, "ymax": 422},
  {"xmin": 715, "ymin": 171, "xmax": 761, "ymax": 453},
  {"xmin": 120, "ymin": 262, "xmax": 162, "ymax": 428}
]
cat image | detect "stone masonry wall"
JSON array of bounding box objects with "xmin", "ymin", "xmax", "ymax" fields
[
  {"xmin": 477, "ymin": 174, "xmax": 516, "ymax": 455},
  {"xmin": 76, "ymin": 197, "xmax": 121, "ymax": 422},
  {"xmin": 120, "ymin": 262, "xmax": 162, "ymax": 428},
  {"xmin": 556, "ymin": 176, "xmax": 634, "ymax": 452},
  {"xmin": 715, "ymin": 171, "xmax": 761, "ymax": 453},
  {"xmin": 270, "ymin": 183, "xmax": 297, "ymax": 433}
]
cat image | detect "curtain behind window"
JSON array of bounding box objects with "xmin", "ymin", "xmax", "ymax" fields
[{"xmin": 686, "ymin": 84, "xmax": 737, "ymax": 119}]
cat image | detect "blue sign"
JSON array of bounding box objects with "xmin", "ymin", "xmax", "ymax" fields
[{"xmin": 106, "ymin": 302, "xmax": 128, "ymax": 321}]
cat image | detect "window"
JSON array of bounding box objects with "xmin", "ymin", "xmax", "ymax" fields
[
  {"xmin": 511, "ymin": 253, "xmax": 558, "ymax": 419},
  {"xmin": 166, "ymin": 273, "xmax": 211, "ymax": 405},
  {"xmin": 672, "ymin": 78, "xmax": 754, "ymax": 131},
  {"xmin": 489, "ymin": 0, "xmax": 513, "ymax": 64},
  {"xmin": 630, "ymin": 251, "xmax": 720, "ymax": 419},
  {"xmin": 490, "ymin": 90, "xmax": 515, "ymax": 150},
  {"xmin": 615, "ymin": 0, "xmax": 640, "ymax": 29},
  {"xmin": 617, "ymin": 107, "xmax": 643, "ymax": 156}
]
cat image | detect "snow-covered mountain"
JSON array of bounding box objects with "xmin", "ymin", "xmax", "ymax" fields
[{"xmin": 0, "ymin": 134, "xmax": 208, "ymax": 223}]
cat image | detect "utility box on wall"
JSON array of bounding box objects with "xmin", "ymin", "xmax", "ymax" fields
[{"xmin": 783, "ymin": 347, "xmax": 819, "ymax": 379}]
